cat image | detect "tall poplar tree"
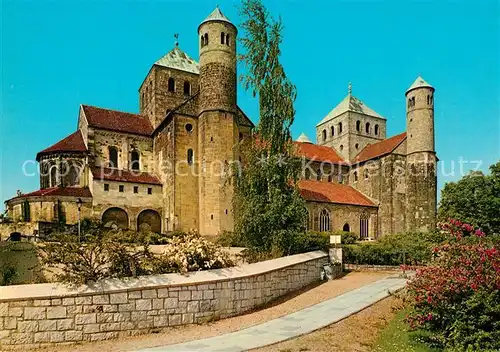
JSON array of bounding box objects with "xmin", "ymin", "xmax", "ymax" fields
[{"xmin": 234, "ymin": 0, "xmax": 307, "ymax": 257}]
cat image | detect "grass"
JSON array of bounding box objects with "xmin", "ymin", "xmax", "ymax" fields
[
  {"xmin": 0, "ymin": 241, "xmax": 45, "ymax": 285},
  {"xmin": 373, "ymin": 308, "xmax": 442, "ymax": 352}
]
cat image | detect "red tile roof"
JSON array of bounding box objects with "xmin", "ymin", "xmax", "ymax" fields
[
  {"xmin": 8, "ymin": 187, "xmax": 92, "ymax": 202},
  {"xmin": 293, "ymin": 142, "xmax": 346, "ymax": 164},
  {"xmin": 91, "ymin": 167, "xmax": 162, "ymax": 185},
  {"xmin": 36, "ymin": 130, "xmax": 87, "ymax": 161},
  {"xmin": 82, "ymin": 105, "xmax": 153, "ymax": 136},
  {"xmin": 298, "ymin": 180, "xmax": 376, "ymax": 207},
  {"xmin": 354, "ymin": 132, "xmax": 407, "ymax": 163}
]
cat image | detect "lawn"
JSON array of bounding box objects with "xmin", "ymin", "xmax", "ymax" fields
[
  {"xmin": 0, "ymin": 241, "xmax": 44, "ymax": 285},
  {"xmin": 373, "ymin": 308, "xmax": 442, "ymax": 352}
]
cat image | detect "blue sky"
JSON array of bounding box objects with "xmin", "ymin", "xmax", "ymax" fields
[{"xmin": 1, "ymin": 0, "xmax": 499, "ymax": 206}]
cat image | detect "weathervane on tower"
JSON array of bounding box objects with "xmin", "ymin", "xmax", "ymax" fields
[
  {"xmin": 348, "ymin": 82, "xmax": 352, "ymax": 95},
  {"xmin": 174, "ymin": 33, "xmax": 179, "ymax": 47}
]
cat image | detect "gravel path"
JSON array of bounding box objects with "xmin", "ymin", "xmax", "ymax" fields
[{"xmin": 38, "ymin": 271, "xmax": 395, "ymax": 352}]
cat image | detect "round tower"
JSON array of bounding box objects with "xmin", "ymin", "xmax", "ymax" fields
[
  {"xmin": 198, "ymin": 6, "xmax": 237, "ymax": 113},
  {"xmin": 406, "ymin": 76, "xmax": 435, "ymax": 155},
  {"xmin": 405, "ymin": 76, "xmax": 437, "ymax": 233},
  {"xmin": 197, "ymin": 7, "xmax": 239, "ymax": 236}
]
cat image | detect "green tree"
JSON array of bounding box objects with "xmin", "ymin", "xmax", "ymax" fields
[
  {"xmin": 234, "ymin": 0, "xmax": 307, "ymax": 258},
  {"xmin": 438, "ymin": 161, "xmax": 500, "ymax": 235}
]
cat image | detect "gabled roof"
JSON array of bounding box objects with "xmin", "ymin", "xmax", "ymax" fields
[
  {"xmin": 155, "ymin": 46, "xmax": 199, "ymax": 75},
  {"xmin": 406, "ymin": 76, "xmax": 434, "ymax": 94},
  {"xmin": 317, "ymin": 93, "xmax": 384, "ymax": 127},
  {"xmin": 7, "ymin": 187, "xmax": 92, "ymax": 202},
  {"xmin": 36, "ymin": 130, "xmax": 87, "ymax": 161},
  {"xmin": 199, "ymin": 6, "xmax": 234, "ymax": 29},
  {"xmin": 294, "ymin": 142, "xmax": 345, "ymax": 164},
  {"xmin": 296, "ymin": 133, "xmax": 312, "ymax": 143},
  {"xmin": 298, "ymin": 180, "xmax": 376, "ymax": 207},
  {"xmin": 354, "ymin": 132, "xmax": 407, "ymax": 163},
  {"xmin": 82, "ymin": 105, "xmax": 153, "ymax": 136},
  {"xmin": 91, "ymin": 167, "xmax": 162, "ymax": 185}
]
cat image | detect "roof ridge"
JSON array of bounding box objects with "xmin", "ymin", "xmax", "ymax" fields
[
  {"xmin": 354, "ymin": 132, "xmax": 407, "ymax": 163},
  {"xmin": 81, "ymin": 104, "xmax": 146, "ymax": 118}
]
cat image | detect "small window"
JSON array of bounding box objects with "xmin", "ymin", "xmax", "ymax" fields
[
  {"xmin": 430, "ymin": 95, "xmax": 433, "ymax": 105},
  {"xmin": 343, "ymin": 223, "xmax": 350, "ymax": 232},
  {"xmin": 338, "ymin": 122, "xmax": 343, "ymax": 133},
  {"xmin": 119, "ymin": 185, "xmax": 124, "ymax": 192},
  {"xmin": 356, "ymin": 120, "xmax": 361, "ymax": 132},
  {"xmin": 355, "ymin": 143, "xmax": 359, "ymax": 150},
  {"xmin": 322, "ymin": 129, "xmax": 327, "ymax": 141},
  {"xmin": 104, "ymin": 184, "xmax": 109, "ymax": 191},
  {"xmin": 330, "ymin": 126, "xmax": 334, "ymax": 136},
  {"xmin": 226, "ymin": 34, "xmax": 230, "ymax": 45},
  {"xmin": 185, "ymin": 123, "xmax": 193, "ymax": 133},
  {"xmin": 200, "ymin": 35, "xmax": 204, "ymax": 47},
  {"xmin": 365, "ymin": 122, "xmax": 371, "ymax": 134},
  {"xmin": 354, "ymin": 171, "xmax": 358, "ymax": 182},
  {"xmin": 375, "ymin": 124, "xmax": 379, "ymax": 136},
  {"xmin": 109, "ymin": 146, "xmax": 118, "ymax": 168},
  {"xmin": 221, "ymin": 32, "xmax": 225, "ymax": 44},
  {"xmin": 133, "ymin": 186, "xmax": 138, "ymax": 194},
  {"xmin": 131, "ymin": 150, "xmax": 140, "ymax": 171},
  {"xmin": 204, "ymin": 33, "xmax": 209, "ymax": 45},
  {"xmin": 364, "ymin": 169, "xmax": 369, "ymax": 179},
  {"xmin": 211, "ymin": 214, "xmax": 214, "ymax": 220},
  {"xmin": 225, "ymin": 209, "xmax": 228, "ymax": 214},
  {"xmin": 412, "ymin": 97, "xmax": 415, "ymax": 106},
  {"xmin": 187, "ymin": 148, "xmax": 194, "ymax": 165},
  {"xmin": 148, "ymin": 188, "xmax": 152, "ymax": 195},
  {"xmin": 184, "ymin": 81, "xmax": 191, "ymax": 96},
  {"xmin": 168, "ymin": 78, "xmax": 175, "ymax": 92},
  {"xmin": 340, "ymin": 144, "xmax": 344, "ymax": 151}
]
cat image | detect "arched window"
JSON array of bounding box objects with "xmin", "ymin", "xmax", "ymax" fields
[
  {"xmin": 353, "ymin": 171, "xmax": 358, "ymax": 182},
  {"xmin": 365, "ymin": 122, "xmax": 371, "ymax": 134},
  {"xmin": 430, "ymin": 95, "xmax": 433, "ymax": 105},
  {"xmin": 330, "ymin": 126, "xmax": 334, "ymax": 136},
  {"xmin": 408, "ymin": 98, "xmax": 411, "ymax": 108},
  {"xmin": 184, "ymin": 81, "xmax": 191, "ymax": 96},
  {"xmin": 187, "ymin": 148, "xmax": 194, "ymax": 165},
  {"xmin": 22, "ymin": 200, "xmax": 31, "ymax": 222},
  {"xmin": 49, "ymin": 165, "xmax": 58, "ymax": 187},
  {"xmin": 200, "ymin": 35, "xmax": 204, "ymax": 47},
  {"xmin": 305, "ymin": 168, "xmax": 311, "ymax": 180},
  {"xmin": 168, "ymin": 78, "xmax": 175, "ymax": 92},
  {"xmin": 338, "ymin": 122, "xmax": 343, "ymax": 133},
  {"xmin": 204, "ymin": 33, "xmax": 209, "ymax": 45},
  {"xmin": 355, "ymin": 143, "xmax": 359, "ymax": 150},
  {"xmin": 221, "ymin": 32, "xmax": 225, "ymax": 44},
  {"xmin": 360, "ymin": 212, "xmax": 369, "ymax": 239},
  {"xmin": 339, "ymin": 144, "xmax": 344, "ymax": 152},
  {"xmin": 109, "ymin": 146, "xmax": 118, "ymax": 168},
  {"xmin": 131, "ymin": 150, "xmax": 140, "ymax": 171},
  {"xmin": 343, "ymin": 223, "xmax": 350, "ymax": 232},
  {"xmin": 411, "ymin": 97, "xmax": 415, "ymax": 106},
  {"xmin": 375, "ymin": 124, "xmax": 379, "ymax": 136},
  {"xmin": 226, "ymin": 34, "xmax": 230, "ymax": 45},
  {"xmin": 356, "ymin": 120, "xmax": 361, "ymax": 132},
  {"xmin": 322, "ymin": 129, "xmax": 327, "ymax": 141},
  {"xmin": 364, "ymin": 169, "xmax": 369, "ymax": 179},
  {"xmin": 319, "ymin": 209, "xmax": 331, "ymax": 232}
]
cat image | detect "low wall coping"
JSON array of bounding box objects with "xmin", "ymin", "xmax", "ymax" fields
[{"xmin": 0, "ymin": 250, "xmax": 327, "ymax": 302}]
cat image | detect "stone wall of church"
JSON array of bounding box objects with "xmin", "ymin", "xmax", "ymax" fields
[
  {"xmin": 306, "ymin": 202, "xmax": 378, "ymax": 238},
  {"xmin": 92, "ymin": 131, "xmax": 154, "ymax": 173},
  {"xmin": 139, "ymin": 66, "xmax": 199, "ymax": 129},
  {"xmin": 173, "ymin": 114, "xmax": 199, "ymax": 233}
]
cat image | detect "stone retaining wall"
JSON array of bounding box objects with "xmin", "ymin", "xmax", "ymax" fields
[
  {"xmin": 344, "ymin": 264, "xmax": 402, "ymax": 271},
  {"xmin": 0, "ymin": 251, "xmax": 328, "ymax": 350}
]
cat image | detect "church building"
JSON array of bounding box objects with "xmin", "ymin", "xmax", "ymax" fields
[{"xmin": 4, "ymin": 6, "xmax": 437, "ymax": 239}]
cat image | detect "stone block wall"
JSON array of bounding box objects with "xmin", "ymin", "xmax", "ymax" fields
[{"xmin": 0, "ymin": 251, "xmax": 328, "ymax": 350}]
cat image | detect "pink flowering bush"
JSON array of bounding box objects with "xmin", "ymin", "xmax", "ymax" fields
[
  {"xmin": 159, "ymin": 232, "xmax": 234, "ymax": 274},
  {"xmin": 406, "ymin": 219, "xmax": 500, "ymax": 351}
]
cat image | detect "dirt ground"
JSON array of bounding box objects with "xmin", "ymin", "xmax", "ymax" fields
[
  {"xmin": 38, "ymin": 271, "xmax": 396, "ymax": 352},
  {"xmin": 253, "ymin": 296, "xmax": 403, "ymax": 352}
]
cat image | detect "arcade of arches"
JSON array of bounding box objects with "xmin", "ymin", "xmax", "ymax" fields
[{"xmin": 101, "ymin": 207, "xmax": 162, "ymax": 233}]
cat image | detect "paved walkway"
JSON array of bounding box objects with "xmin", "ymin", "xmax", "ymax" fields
[{"xmin": 135, "ymin": 275, "xmax": 407, "ymax": 352}]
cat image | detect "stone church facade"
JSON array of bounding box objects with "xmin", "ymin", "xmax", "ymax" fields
[{"xmin": 4, "ymin": 7, "xmax": 437, "ymax": 239}]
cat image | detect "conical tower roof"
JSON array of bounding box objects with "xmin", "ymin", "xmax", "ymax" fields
[
  {"xmin": 199, "ymin": 6, "xmax": 235, "ymax": 30},
  {"xmin": 406, "ymin": 76, "xmax": 434, "ymax": 94},
  {"xmin": 155, "ymin": 46, "xmax": 199, "ymax": 74},
  {"xmin": 296, "ymin": 133, "xmax": 312, "ymax": 143}
]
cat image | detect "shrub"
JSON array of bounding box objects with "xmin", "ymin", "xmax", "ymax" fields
[
  {"xmin": 406, "ymin": 219, "xmax": 500, "ymax": 351},
  {"xmin": 334, "ymin": 231, "xmax": 358, "ymax": 244},
  {"xmin": 343, "ymin": 231, "xmax": 442, "ymax": 266},
  {"xmin": 215, "ymin": 231, "xmax": 246, "ymax": 247},
  {"xmin": 40, "ymin": 228, "xmax": 155, "ymax": 284},
  {"xmin": 292, "ymin": 231, "xmax": 330, "ymax": 253},
  {"xmin": 159, "ymin": 232, "xmax": 234, "ymax": 273}
]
